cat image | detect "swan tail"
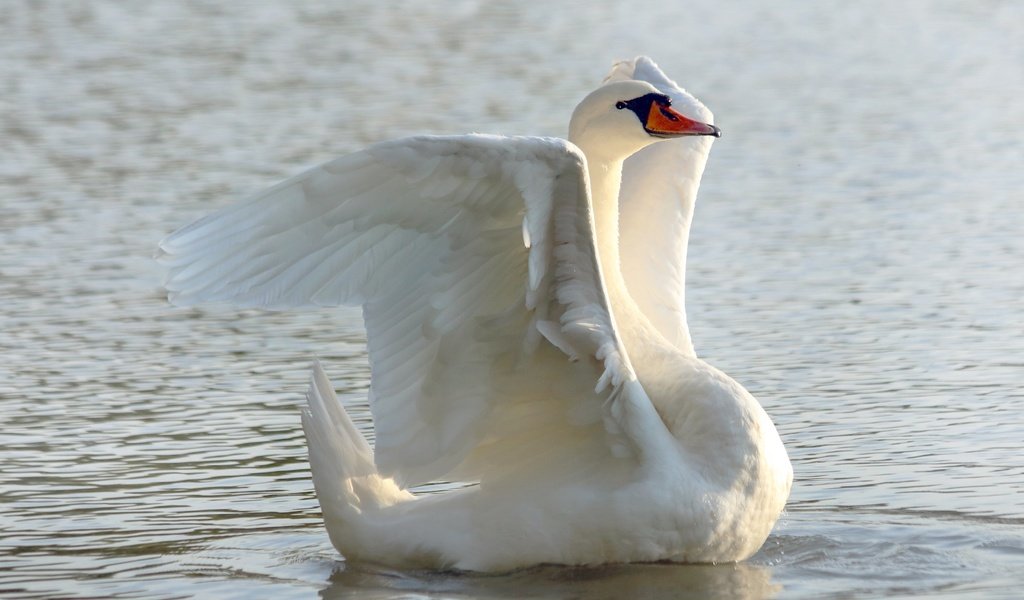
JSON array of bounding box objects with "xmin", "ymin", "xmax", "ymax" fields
[{"xmin": 301, "ymin": 361, "xmax": 412, "ymax": 554}]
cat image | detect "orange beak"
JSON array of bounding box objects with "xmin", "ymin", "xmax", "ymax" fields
[{"xmin": 645, "ymin": 103, "xmax": 721, "ymax": 138}]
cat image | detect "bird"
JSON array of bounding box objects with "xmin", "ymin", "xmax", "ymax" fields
[{"xmin": 158, "ymin": 56, "xmax": 793, "ymax": 572}]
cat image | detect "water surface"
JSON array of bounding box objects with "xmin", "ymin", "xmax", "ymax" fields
[{"xmin": 2, "ymin": 1, "xmax": 1023, "ymax": 598}]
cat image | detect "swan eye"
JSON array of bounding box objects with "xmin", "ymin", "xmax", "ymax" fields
[{"xmin": 615, "ymin": 101, "xmax": 627, "ymax": 109}]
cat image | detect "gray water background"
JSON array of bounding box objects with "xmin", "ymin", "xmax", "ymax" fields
[{"xmin": 2, "ymin": 1, "xmax": 1022, "ymax": 598}]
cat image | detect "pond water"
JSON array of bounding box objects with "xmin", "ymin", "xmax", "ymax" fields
[{"xmin": 2, "ymin": 1, "xmax": 1022, "ymax": 598}]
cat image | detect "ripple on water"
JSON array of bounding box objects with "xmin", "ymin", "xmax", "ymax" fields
[{"xmin": 760, "ymin": 508, "xmax": 1024, "ymax": 599}]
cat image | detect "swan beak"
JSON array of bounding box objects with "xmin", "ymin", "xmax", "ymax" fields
[{"xmin": 646, "ymin": 104, "xmax": 721, "ymax": 138}]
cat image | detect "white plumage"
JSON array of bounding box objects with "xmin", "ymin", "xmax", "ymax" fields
[{"xmin": 158, "ymin": 57, "xmax": 792, "ymax": 571}]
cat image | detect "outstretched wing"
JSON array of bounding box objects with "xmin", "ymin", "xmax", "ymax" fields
[
  {"xmin": 159, "ymin": 134, "xmax": 669, "ymax": 486},
  {"xmin": 606, "ymin": 56, "xmax": 716, "ymax": 356}
]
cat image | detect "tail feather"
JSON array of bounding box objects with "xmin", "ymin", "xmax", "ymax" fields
[{"xmin": 301, "ymin": 361, "xmax": 412, "ymax": 552}]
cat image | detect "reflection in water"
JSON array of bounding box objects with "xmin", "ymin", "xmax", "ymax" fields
[{"xmin": 324, "ymin": 561, "xmax": 779, "ymax": 600}]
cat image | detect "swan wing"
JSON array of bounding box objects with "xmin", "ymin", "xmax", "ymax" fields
[
  {"xmin": 159, "ymin": 135, "xmax": 667, "ymax": 486},
  {"xmin": 606, "ymin": 56, "xmax": 715, "ymax": 355}
]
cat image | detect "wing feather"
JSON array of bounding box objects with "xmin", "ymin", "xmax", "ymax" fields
[{"xmin": 160, "ymin": 134, "xmax": 657, "ymax": 486}]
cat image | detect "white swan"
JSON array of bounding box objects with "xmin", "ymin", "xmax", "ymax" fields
[{"xmin": 158, "ymin": 57, "xmax": 792, "ymax": 571}]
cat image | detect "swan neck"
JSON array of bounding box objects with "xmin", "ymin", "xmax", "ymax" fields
[
  {"xmin": 573, "ymin": 134, "xmax": 680, "ymax": 362},
  {"xmin": 618, "ymin": 149, "xmax": 708, "ymax": 356},
  {"xmin": 586, "ymin": 158, "xmax": 630, "ymax": 304}
]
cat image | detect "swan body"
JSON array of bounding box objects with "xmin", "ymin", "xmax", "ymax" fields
[{"xmin": 159, "ymin": 57, "xmax": 792, "ymax": 571}]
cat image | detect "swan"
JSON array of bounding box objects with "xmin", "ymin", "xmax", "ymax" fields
[{"xmin": 158, "ymin": 56, "xmax": 792, "ymax": 571}]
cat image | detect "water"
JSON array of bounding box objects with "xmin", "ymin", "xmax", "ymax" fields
[{"xmin": 2, "ymin": 1, "xmax": 1022, "ymax": 598}]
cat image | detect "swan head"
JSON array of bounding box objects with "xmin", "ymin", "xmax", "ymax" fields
[{"xmin": 568, "ymin": 80, "xmax": 720, "ymax": 162}]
